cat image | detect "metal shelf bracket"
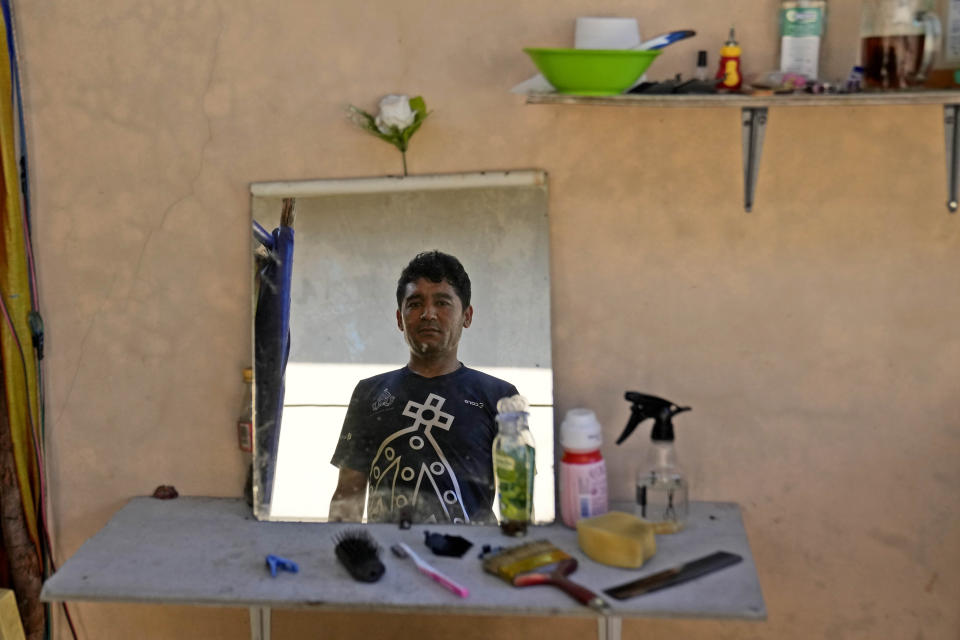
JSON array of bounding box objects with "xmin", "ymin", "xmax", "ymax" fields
[
  {"xmin": 742, "ymin": 107, "xmax": 768, "ymax": 213},
  {"xmin": 527, "ymin": 92, "xmax": 960, "ymax": 213},
  {"xmin": 944, "ymin": 104, "xmax": 960, "ymax": 212}
]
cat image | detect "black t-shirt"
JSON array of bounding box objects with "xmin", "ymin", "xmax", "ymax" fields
[{"xmin": 331, "ymin": 365, "xmax": 518, "ymax": 524}]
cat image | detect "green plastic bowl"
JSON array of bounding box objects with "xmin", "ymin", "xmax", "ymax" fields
[{"xmin": 523, "ymin": 47, "xmax": 662, "ymax": 96}]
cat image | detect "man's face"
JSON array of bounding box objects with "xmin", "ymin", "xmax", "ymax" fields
[{"xmin": 396, "ymin": 278, "xmax": 473, "ymax": 359}]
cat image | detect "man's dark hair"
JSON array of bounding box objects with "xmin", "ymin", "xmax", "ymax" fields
[{"xmin": 396, "ymin": 251, "xmax": 471, "ymax": 310}]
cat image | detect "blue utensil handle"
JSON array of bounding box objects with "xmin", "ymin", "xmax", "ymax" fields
[{"xmin": 638, "ymin": 30, "xmax": 696, "ymax": 50}]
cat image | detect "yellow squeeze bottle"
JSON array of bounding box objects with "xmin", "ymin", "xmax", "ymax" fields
[{"xmin": 716, "ymin": 27, "xmax": 743, "ymax": 91}]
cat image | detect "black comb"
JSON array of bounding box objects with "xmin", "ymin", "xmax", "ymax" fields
[{"xmin": 334, "ymin": 529, "xmax": 385, "ymax": 583}]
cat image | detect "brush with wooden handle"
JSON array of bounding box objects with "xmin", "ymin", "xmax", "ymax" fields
[{"xmin": 481, "ymin": 540, "xmax": 609, "ymax": 611}]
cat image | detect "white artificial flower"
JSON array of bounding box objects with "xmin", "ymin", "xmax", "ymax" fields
[{"xmin": 374, "ymin": 94, "xmax": 416, "ymax": 133}]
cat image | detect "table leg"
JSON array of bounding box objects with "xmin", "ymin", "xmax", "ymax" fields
[
  {"xmin": 250, "ymin": 606, "xmax": 271, "ymax": 640},
  {"xmin": 597, "ymin": 615, "xmax": 621, "ymax": 640}
]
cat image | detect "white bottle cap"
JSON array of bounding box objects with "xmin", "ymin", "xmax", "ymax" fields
[{"xmin": 560, "ymin": 408, "xmax": 603, "ymax": 452}]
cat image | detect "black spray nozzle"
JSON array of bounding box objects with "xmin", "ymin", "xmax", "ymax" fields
[{"xmin": 615, "ymin": 392, "xmax": 691, "ymax": 445}]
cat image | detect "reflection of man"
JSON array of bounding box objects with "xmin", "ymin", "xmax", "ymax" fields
[{"xmin": 329, "ymin": 251, "xmax": 518, "ymax": 524}]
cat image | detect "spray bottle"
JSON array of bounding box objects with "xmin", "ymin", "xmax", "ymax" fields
[{"xmin": 615, "ymin": 392, "xmax": 691, "ymax": 533}]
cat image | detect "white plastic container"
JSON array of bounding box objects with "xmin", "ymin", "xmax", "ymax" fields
[
  {"xmin": 779, "ymin": 0, "xmax": 827, "ymax": 80},
  {"xmin": 559, "ymin": 408, "xmax": 609, "ymax": 528}
]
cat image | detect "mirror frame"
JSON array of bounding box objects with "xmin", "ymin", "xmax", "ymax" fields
[{"xmin": 249, "ymin": 170, "xmax": 556, "ymax": 523}]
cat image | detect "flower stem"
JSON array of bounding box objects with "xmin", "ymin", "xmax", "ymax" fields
[{"xmin": 401, "ymin": 151, "xmax": 408, "ymax": 176}]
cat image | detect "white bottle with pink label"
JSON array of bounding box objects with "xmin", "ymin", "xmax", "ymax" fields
[{"xmin": 559, "ymin": 408, "xmax": 609, "ymax": 528}]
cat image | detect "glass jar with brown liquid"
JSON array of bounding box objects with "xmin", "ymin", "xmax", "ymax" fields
[{"xmin": 860, "ymin": 0, "xmax": 942, "ymax": 89}]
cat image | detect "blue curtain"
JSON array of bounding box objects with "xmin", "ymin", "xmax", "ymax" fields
[{"xmin": 253, "ymin": 222, "xmax": 293, "ymax": 507}]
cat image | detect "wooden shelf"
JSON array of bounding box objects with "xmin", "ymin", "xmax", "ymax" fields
[{"xmin": 525, "ymin": 89, "xmax": 960, "ymax": 108}]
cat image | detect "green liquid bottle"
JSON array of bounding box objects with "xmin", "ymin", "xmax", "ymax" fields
[{"xmin": 493, "ymin": 410, "xmax": 535, "ymax": 536}]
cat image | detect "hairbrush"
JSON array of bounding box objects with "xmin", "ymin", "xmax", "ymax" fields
[{"xmin": 334, "ymin": 529, "xmax": 385, "ymax": 583}]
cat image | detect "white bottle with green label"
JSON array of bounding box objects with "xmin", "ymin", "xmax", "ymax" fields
[{"xmin": 780, "ymin": 0, "xmax": 827, "ymax": 80}]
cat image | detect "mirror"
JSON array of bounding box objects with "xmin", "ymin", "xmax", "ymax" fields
[{"xmin": 250, "ymin": 171, "xmax": 554, "ymax": 523}]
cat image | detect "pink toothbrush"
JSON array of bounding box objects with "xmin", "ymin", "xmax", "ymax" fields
[{"xmin": 391, "ymin": 542, "xmax": 470, "ymax": 598}]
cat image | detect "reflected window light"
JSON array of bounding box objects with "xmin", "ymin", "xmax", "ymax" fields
[{"xmin": 270, "ymin": 363, "xmax": 555, "ymax": 522}]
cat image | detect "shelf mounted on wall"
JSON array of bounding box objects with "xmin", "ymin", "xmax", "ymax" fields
[
  {"xmin": 525, "ymin": 91, "xmax": 960, "ymax": 213},
  {"xmin": 943, "ymin": 104, "xmax": 960, "ymax": 211},
  {"xmin": 741, "ymin": 107, "xmax": 767, "ymax": 213}
]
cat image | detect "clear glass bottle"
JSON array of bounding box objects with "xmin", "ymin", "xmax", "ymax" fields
[
  {"xmin": 695, "ymin": 50, "xmax": 709, "ymax": 81},
  {"xmin": 636, "ymin": 441, "xmax": 688, "ymax": 533},
  {"xmin": 518, "ymin": 410, "xmax": 536, "ymax": 520},
  {"xmin": 238, "ymin": 367, "xmax": 254, "ymax": 506},
  {"xmin": 493, "ymin": 410, "xmax": 535, "ymax": 536}
]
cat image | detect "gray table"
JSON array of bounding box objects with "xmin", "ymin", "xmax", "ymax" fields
[{"xmin": 40, "ymin": 497, "xmax": 765, "ymax": 639}]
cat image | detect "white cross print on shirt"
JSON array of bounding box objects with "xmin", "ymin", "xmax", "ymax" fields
[
  {"xmin": 367, "ymin": 392, "xmax": 469, "ymax": 523},
  {"xmin": 402, "ymin": 393, "xmax": 454, "ymax": 433}
]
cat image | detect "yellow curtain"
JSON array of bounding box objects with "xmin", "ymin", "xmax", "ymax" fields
[{"xmin": 0, "ymin": 7, "xmax": 40, "ymax": 555}]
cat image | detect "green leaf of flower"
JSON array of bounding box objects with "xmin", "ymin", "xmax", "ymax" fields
[
  {"xmin": 346, "ymin": 105, "xmax": 377, "ymax": 132},
  {"xmin": 401, "ymin": 118, "xmax": 425, "ymax": 146},
  {"xmin": 400, "ymin": 98, "xmax": 429, "ymax": 146},
  {"xmin": 348, "ymin": 104, "xmax": 405, "ymax": 149},
  {"xmin": 409, "ymin": 96, "xmax": 427, "ymax": 116}
]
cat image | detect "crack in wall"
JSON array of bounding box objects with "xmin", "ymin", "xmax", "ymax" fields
[{"xmin": 53, "ymin": 3, "xmax": 226, "ymax": 429}]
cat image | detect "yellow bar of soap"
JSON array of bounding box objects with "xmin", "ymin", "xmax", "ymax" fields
[{"xmin": 576, "ymin": 511, "xmax": 657, "ymax": 568}]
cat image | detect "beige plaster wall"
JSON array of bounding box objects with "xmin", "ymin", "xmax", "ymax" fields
[{"xmin": 14, "ymin": 0, "xmax": 958, "ymax": 638}]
